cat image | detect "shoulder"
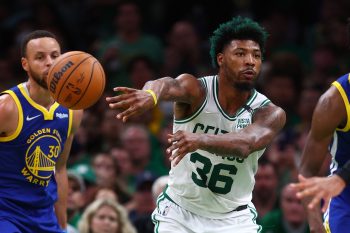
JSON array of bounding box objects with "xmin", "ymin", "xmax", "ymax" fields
[
  {"xmin": 0, "ymin": 93, "xmax": 19, "ymax": 133},
  {"xmin": 0, "ymin": 93, "xmax": 18, "ymax": 119}
]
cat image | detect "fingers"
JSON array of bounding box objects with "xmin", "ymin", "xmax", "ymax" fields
[
  {"xmin": 322, "ymin": 197, "xmax": 331, "ymax": 213},
  {"xmin": 116, "ymin": 106, "xmax": 139, "ymax": 122},
  {"xmin": 307, "ymin": 191, "xmax": 324, "ymax": 210},
  {"xmin": 113, "ymin": 87, "xmax": 137, "ymax": 93}
]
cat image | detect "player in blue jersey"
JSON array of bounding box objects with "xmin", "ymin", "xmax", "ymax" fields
[
  {"xmin": 291, "ymin": 18, "xmax": 350, "ymax": 233},
  {"xmin": 107, "ymin": 16, "xmax": 286, "ymax": 233},
  {"xmin": 0, "ymin": 30, "xmax": 83, "ymax": 233}
]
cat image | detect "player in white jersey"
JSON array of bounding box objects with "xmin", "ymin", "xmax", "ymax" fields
[{"xmin": 107, "ymin": 16, "xmax": 286, "ymax": 233}]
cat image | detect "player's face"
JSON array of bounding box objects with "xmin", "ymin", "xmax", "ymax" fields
[
  {"xmin": 91, "ymin": 205, "xmax": 119, "ymax": 233},
  {"xmin": 21, "ymin": 37, "xmax": 61, "ymax": 89},
  {"xmin": 218, "ymin": 40, "xmax": 262, "ymax": 91}
]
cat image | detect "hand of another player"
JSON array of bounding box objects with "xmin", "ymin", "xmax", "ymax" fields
[
  {"xmin": 291, "ymin": 174, "xmax": 346, "ymax": 212},
  {"xmin": 106, "ymin": 87, "xmax": 155, "ymax": 122},
  {"xmin": 167, "ymin": 131, "xmax": 201, "ymax": 166}
]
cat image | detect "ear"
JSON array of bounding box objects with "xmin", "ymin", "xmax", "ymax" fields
[
  {"xmin": 217, "ymin": 53, "xmax": 224, "ymax": 66},
  {"xmin": 21, "ymin": 57, "xmax": 29, "ymax": 72}
]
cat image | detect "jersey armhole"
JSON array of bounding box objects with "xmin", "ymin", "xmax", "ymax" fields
[
  {"xmin": 332, "ymin": 81, "xmax": 350, "ymax": 132},
  {"xmin": 0, "ymin": 90, "xmax": 24, "ymax": 141},
  {"xmin": 174, "ymin": 78, "xmax": 208, "ymax": 124}
]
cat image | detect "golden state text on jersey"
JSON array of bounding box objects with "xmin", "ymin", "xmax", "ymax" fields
[{"xmin": 0, "ymin": 83, "xmax": 72, "ymax": 207}]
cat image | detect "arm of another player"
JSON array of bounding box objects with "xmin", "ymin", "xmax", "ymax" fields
[
  {"xmin": 297, "ymin": 86, "xmax": 346, "ymax": 233},
  {"xmin": 168, "ymin": 103, "xmax": 286, "ymax": 165},
  {"xmin": 106, "ymin": 73, "xmax": 205, "ymax": 122},
  {"xmin": 54, "ymin": 109, "xmax": 83, "ymax": 230}
]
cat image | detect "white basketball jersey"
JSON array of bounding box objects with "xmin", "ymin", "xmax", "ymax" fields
[{"xmin": 166, "ymin": 75, "xmax": 271, "ymax": 219}]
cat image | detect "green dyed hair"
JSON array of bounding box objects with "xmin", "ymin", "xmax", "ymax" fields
[{"xmin": 209, "ymin": 16, "xmax": 268, "ymax": 68}]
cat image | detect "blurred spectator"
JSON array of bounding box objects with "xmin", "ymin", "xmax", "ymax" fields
[
  {"xmin": 96, "ymin": 0, "xmax": 163, "ymax": 89},
  {"xmin": 120, "ymin": 124, "xmax": 168, "ymax": 180},
  {"xmin": 162, "ymin": 20, "xmax": 211, "ymax": 77},
  {"xmin": 92, "ymin": 152, "xmax": 131, "ymax": 205},
  {"xmin": 265, "ymin": 132, "xmax": 299, "ymax": 190},
  {"xmin": 100, "ymin": 109, "xmax": 124, "ymax": 151},
  {"xmin": 95, "ymin": 188, "xmax": 119, "ymax": 202},
  {"xmin": 260, "ymin": 52, "xmax": 303, "ymax": 129},
  {"xmin": 78, "ymin": 198, "xmax": 137, "ymax": 233},
  {"xmin": 260, "ymin": 184, "xmax": 310, "ymax": 233},
  {"xmin": 127, "ymin": 171, "xmax": 157, "ymax": 233},
  {"xmin": 253, "ymin": 158, "xmax": 279, "ymax": 222},
  {"xmin": 67, "ymin": 170, "xmax": 86, "ymax": 230}
]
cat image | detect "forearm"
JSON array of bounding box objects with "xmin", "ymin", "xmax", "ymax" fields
[
  {"xmin": 199, "ymin": 133, "xmax": 253, "ymax": 158},
  {"xmin": 143, "ymin": 77, "xmax": 180, "ymax": 102},
  {"xmin": 55, "ymin": 168, "xmax": 68, "ymax": 230}
]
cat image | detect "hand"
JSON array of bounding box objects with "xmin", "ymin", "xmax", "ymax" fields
[
  {"xmin": 167, "ymin": 131, "xmax": 201, "ymax": 166},
  {"xmin": 291, "ymin": 174, "xmax": 346, "ymax": 212},
  {"xmin": 106, "ymin": 87, "xmax": 155, "ymax": 122}
]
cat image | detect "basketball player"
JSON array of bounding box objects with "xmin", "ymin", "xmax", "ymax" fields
[
  {"xmin": 107, "ymin": 16, "xmax": 286, "ymax": 232},
  {"xmin": 0, "ymin": 30, "xmax": 83, "ymax": 233},
  {"xmin": 289, "ymin": 18, "xmax": 350, "ymax": 233}
]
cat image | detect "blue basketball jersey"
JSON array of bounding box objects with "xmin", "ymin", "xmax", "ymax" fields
[
  {"xmin": 324, "ymin": 73, "xmax": 350, "ymax": 232},
  {"xmin": 0, "ymin": 83, "xmax": 72, "ymax": 232}
]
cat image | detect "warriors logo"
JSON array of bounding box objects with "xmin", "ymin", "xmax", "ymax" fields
[{"xmin": 21, "ymin": 128, "xmax": 62, "ymax": 187}]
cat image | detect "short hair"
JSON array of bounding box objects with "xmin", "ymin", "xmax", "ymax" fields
[
  {"xmin": 20, "ymin": 30, "xmax": 58, "ymax": 57},
  {"xmin": 209, "ymin": 16, "xmax": 268, "ymax": 68}
]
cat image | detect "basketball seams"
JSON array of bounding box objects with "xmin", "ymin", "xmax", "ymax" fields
[
  {"xmin": 68, "ymin": 58, "xmax": 96, "ymax": 109},
  {"xmin": 47, "ymin": 51, "xmax": 86, "ymax": 81},
  {"xmin": 56, "ymin": 55, "xmax": 93, "ymax": 103}
]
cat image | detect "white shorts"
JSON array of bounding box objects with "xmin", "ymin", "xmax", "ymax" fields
[{"xmin": 151, "ymin": 193, "xmax": 262, "ymax": 233}]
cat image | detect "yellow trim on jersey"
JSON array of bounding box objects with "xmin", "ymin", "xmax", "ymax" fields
[
  {"xmin": 324, "ymin": 219, "xmax": 331, "ymax": 233},
  {"xmin": 67, "ymin": 109, "xmax": 73, "ymax": 137},
  {"xmin": 0, "ymin": 90, "xmax": 24, "ymax": 142},
  {"xmin": 332, "ymin": 81, "xmax": 350, "ymax": 132},
  {"xmin": 18, "ymin": 83, "xmax": 59, "ymax": 120}
]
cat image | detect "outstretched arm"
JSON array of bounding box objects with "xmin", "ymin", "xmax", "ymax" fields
[
  {"xmin": 106, "ymin": 74, "xmax": 205, "ymax": 122},
  {"xmin": 167, "ymin": 103, "xmax": 286, "ymax": 165},
  {"xmin": 297, "ymin": 86, "xmax": 346, "ymax": 233}
]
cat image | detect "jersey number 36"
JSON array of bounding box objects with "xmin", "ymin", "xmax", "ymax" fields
[{"xmin": 190, "ymin": 152, "xmax": 237, "ymax": 194}]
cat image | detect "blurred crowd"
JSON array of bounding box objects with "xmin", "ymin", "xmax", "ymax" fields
[{"xmin": 1, "ymin": 0, "xmax": 350, "ymax": 232}]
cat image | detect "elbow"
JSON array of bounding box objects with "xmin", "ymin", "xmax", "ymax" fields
[{"xmin": 236, "ymin": 144, "xmax": 253, "ymax": 159}]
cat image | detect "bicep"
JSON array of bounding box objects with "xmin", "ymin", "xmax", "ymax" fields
[
  {"xmin": 0, "ymin": 94, "xmax": 18, "ymax": 135},
  {"xmin": 165, "ymin": 74, "xmax": 205, "ymax": 105},
  {"xmin": 300, "ymin": 87, "xmax": 346, "ymax": 176}
]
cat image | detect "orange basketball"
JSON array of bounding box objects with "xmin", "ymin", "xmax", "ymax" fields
[{"xmin": 47, "ymin": 51, "xmax": 106, "ymax": 110}]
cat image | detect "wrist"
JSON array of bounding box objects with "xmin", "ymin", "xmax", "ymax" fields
[{"xmin": 145, "ymin": 89, "xmax": 158, "ymax": 106}]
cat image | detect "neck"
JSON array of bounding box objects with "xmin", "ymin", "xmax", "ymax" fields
[
  {"xmin": 217, "ymin": 75, "xmax": 252, "ymax": 115},
  {"xmin": 25, "ymin": 80, "xmax": 55, "ymax": 109}
]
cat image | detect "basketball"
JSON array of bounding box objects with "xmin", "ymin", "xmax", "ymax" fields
[{"xmin": 47, "ymin": 51, "xmax": 106, "ymax": 110}]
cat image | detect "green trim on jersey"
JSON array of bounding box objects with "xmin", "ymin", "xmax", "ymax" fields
[
  {"xmin": 174, "ymin": 78, "xmax": 208, "ymax": 124},
  {"xmin": 259, "ymin": 99, "xmax": 271, "ymax": 107},
  {"xmin": 248, "ymin": 205, "xmax": 262, "ymax": 233},
  {"xmin": 213, "ymin": 76, "xmax": 258, "ymax": 121}
]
